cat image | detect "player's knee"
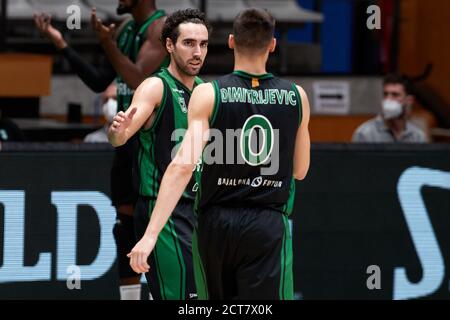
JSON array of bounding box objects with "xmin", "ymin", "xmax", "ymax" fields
[{"xmin": 113, "ymin": 213, "xmax": 136, "ymax": 251}]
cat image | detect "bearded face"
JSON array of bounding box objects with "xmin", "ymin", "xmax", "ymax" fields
[{"xmin": 167, "ymin": 23, "xmax": 209, "ymax": 77}]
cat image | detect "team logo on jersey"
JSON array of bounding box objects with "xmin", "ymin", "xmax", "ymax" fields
[
  {"xmin": 192, "ymin": 183, "xmax": 199, "ymax": 192},
  {"xmin": 251, "ymin": 176, "xmax": 263, "ymax": 187},
  {"xmin": 178, "ymin": 97, "xmax": 188, "ymax": 113}
]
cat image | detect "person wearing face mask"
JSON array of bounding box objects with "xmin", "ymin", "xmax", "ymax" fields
[
  {"xmin": 84, "ymin": 83, "xmax": 118, "ymax": 143},
  {"xmin": 352, "ymin": 74, "xmax": 427, "ymax": 143}
]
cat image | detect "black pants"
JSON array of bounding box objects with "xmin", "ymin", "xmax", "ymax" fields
[
  {"xmin": 110, "ymin": 135, "xmax": 139, "ymax": 207},
  {"xmin": 193, "ymin": 205, "xmax": 293, "ymax": 300},
  {"xmin": 134, "ymin": 196, "xmax": 198, "ymax": 300},
  {"xmin": 110, "ymin": 135, "xmax": 139, "ymax": 279}
]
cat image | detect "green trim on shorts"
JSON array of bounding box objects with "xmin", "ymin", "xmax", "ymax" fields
[
  {"xmin": 149, "ymin": 199, "xmax": 187, "ymax": 299},
  {"xmin": 153, "ymin": 218, "xmax": 186, "ymax": 299},
  {"xmin": 192, "ymin": 229, "xmax": 209, "ymax": 300},
  {"xmin": 280, "ymin": 215, "xmax": 294, "ymax": 300}
]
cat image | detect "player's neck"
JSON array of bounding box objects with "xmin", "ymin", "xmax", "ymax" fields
[
  {"xmin": 233, "ymin": 54, "xmax": 268, "ymax": 75},
  {"xmin": 167, "ymin": 64, "xmax": 195, "ymax": 91},
  {"xmin": 132, "ymin": 5, "xmax": 157, "ymax": 25}
]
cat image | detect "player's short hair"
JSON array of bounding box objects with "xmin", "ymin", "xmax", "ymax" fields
[
  {"xmin": 161, "ymin": 8, "xmax": 211, "ymax": 47},
  {"xmin": 383, "ymin": 74, "xmax": 413, "ymax": 96},
  {"xmin": 233, "ymin": 8, "xmax": 275, "ymax": 51}
]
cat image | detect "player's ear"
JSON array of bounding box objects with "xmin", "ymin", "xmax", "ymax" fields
[
  {"xmin": 269, "ymin": 38, "xmax": 276, "ymax": 53},
  {"xmin": 166, "ymin": 37, "xmax": 175, "ymax": 53},
  {"xmin": 228, "ymin": 34, "xmax": 235, "ymax": 50}
]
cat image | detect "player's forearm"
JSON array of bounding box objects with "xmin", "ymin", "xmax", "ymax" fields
[
  {"xmin": 143, "ymin": 162, "xmax": 194, "ymax": 240},
  {"xmin": 53, "ymin": 37, "xmax": 68, "ymax": 50},
  {"xmin": 61, "ymin": 47, "xmax": 116, "ymax": 93},
  {"xmin": 100, "ymin": 40, "xmax": 146, "ymax": 89},
  {"xmin": 108, "ymin": 126, "xmax": 128, "ymax": 147}
]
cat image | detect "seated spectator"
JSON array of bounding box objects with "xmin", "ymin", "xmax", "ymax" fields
[
  {"xmin": 352, "ymin": 74, "xmax": 427, "ymax": 143},
  {"xmin": 0, "ymin": 111, "xmax": 25, "ymax": 142},
  {"xmin": 84, "ymin": 83, "xmax": 117, "ymax": 143}
]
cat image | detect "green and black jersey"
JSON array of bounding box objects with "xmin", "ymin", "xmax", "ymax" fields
[
  {"xmin": 139, "ymin": 68, "xmax": 203, "ymax": 200},
  {"xmin": 116, "ymin": 10, "xmax": 169, "ymax": 112},
  {"xmin": 196, "ymin": 71, "xmax": 302, "ymax": 215}
]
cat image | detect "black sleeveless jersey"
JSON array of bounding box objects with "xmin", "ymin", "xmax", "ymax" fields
[
  {"xmin": 195, "ymin": 71, "xmax": 302, "ymax": 215},
  {"xmin": 139, "ymin": 68, "xmax": 203, "ymax": 200}
]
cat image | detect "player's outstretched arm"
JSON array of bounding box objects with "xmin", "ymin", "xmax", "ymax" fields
[
  {"xmin": 127, "ymin": 83, "xmax": 214, "ymax": 274},
  {"xmin": 92, "ymin": 9, "xmax": 167, "ymax": 89},
  {"xmin": 34, "ymin": 12, "xmax": 116, "ymax": 93},
  {"xmin": 108, "ymin": 77, "xmax": 163, "ymax": 147},
  {"xmin": 293, "ymin": 85, "xmax": 311, "ymax": 180}
]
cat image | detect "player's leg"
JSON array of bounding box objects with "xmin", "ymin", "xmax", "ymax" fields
[
  {"xmin": 113, "ymin": 204, "xmax": 141, "ymax": 300},
  {"xmin": 135, "ymin": 198, "xmax": 197, "ymax": 299},
  {"xmin": 195, "ymin": 206, "xmax": 237, "ymax": 300},
  {"xmin": 235, "ymin": 209, "xmax": 294, "ymax": 300},
  {"xmin": 111, "ymin": 140, "xmax": 141, "ymax": 300},
  {"xmin": 170, "ymin": 200, "xmax": 197, "ymax": 299},
  {"xmin": 133, "ymin": 196, "xmax": 159, "ymax": 299}
]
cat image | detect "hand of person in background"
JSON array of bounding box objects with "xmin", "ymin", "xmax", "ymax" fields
[
  {"xmin": 91, "ymin": 8, "xmax": 116, "ymax": 44},
  {"xmin": 33, "ymin": 12, "xmax": 67, "ymax": 50}
]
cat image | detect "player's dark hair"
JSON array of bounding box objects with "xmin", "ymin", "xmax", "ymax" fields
[
  {"xmin": 232, "ymin": 8, "xmax": 275, "ymax": 51},
  {"xmin": 161, "ymin": 8, "xmax": 211, "ymax": 47}
]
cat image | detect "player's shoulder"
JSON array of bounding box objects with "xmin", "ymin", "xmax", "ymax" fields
[
  {"xmin": 146, "ymin": 14, "xmax": 166, "ymax": 37},
  {"xmin": 294, "ymin": 83, "xmax": 306, "ymax": 95},
  {"xmin": 138, "ymin": 76, "xmax": 164, "ymax": 94},
  {"xmin": 115, "ymin": 17, "xmax": 134, "ymax": 38},
  {"xmin": 193, "ymin": 82, "xmax": 214, "ymax": 96}
]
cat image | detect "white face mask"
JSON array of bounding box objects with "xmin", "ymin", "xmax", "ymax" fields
[
  {"xmin": 102, "ymin": 98, "xmax": 118, "ymax": 123},
  {"xmin": 382, "ymin": 99, "xmax": 403, "ymax": 120}
]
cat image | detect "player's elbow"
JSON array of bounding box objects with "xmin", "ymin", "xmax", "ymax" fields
[
  {"xmin": 167, "ymin": 161, "xmax": 194, "ymax": 180},
  {"xmin": 293, "ymin": 169, "xmax": 308, "ymax": 181},
  {"xmin": 293, "ymin": 162, "xmax": 310, "ymax": 180}
]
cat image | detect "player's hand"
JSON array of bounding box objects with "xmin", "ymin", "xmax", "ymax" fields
[
  {"xmin": 127, "ymin": 235, "xmax": 156, "ymax": 274},
  {"xmin": 91, "ymin": 8, "xmax": 115, "ymax": 43},
  {"xmin": 110, "ymin": 107, "xmax": 137, "ymax": 134},
  {"xmin": 33, "ymin": 12, "xmax": 67, "ymax": 49}
]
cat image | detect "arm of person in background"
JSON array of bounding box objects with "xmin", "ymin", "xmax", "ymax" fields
[
  {"xmin": 91, "ymin": 8, "xmax": 167, "ymax": 90},
  {"xmin": 108, "ymin": 77, "xmax": 164, "ymax": 147},
  {"xmin": 33, "ymin": 12, "xmax": 116, "ymax": 93},
  {"xmin": 293, "ymin": 85, "xmax": 311, "ymax": 180},
  {"xmin": 351, "ymin": 125, "xmax": 368, "ymax": 143},
  {"xmin": 127, "ymin": 83, "xmax": 214, "ymax": 274}
]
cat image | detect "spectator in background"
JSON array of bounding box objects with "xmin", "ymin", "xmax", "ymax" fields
[
  {"xmin": 352, "ymin": 74, "xmax": 427, "ymax": 143},
  {"xmin": 0, "ymin": 111, "xmax": 25, "ymax": 142},
  {"xmin": 84, "ymin": 83, "xmax": 117, "ymax": 143}
]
